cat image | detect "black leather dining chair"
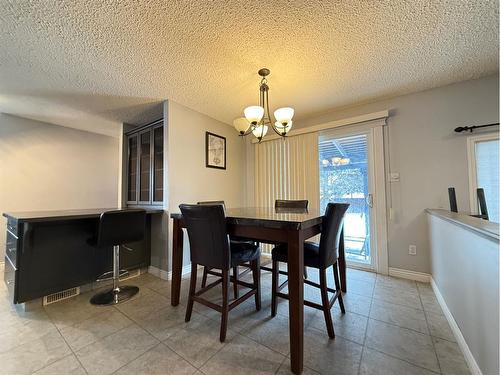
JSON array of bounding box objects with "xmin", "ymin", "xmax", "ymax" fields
[
  {"xmin": 89, "ymin": 209, "xmax": 146, "ymax": 305},
  {"xmin": 270, "ymin": 203, "xmax": 349, "ymax": 339},
  {"xmin": 180, "ymin": 204, "xmax": 261, "ymax": 342},
  {"xmin": 197, "ymin": 200, "xmax": 255, "ymax": 299},
  {"xmin": 261, "ymin": 199, "xmax": 310, "ymax": 278},
  {"xmin": 275, "ymin": 199, "xmax": 309, "ymax": 210}
]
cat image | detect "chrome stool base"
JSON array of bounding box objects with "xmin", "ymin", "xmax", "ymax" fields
[{"xmin": 90, "ymin": 285, "xmax": 139, "ymax": 306}]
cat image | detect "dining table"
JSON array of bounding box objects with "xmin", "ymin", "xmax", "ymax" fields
[{"xmin": 170, "ymin": 207, "xmax": 347, "ymax": 375}]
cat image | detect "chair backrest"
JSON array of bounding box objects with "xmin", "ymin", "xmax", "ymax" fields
[
  {"xmin": 448, "ymin": 187, "xmax": 458, "ymax": 213},
  {"xmin": 318, "ymin": 203, "xmax": 349, "ymax": 267},
  {"xmin": 275, "ymin": 199, "xmax": 309, "ymax": 209},
  {"xmin": 180, "ymin": 204, "xmax": 230, "ymax": 270},
  {"xmin": 97, "ymin": 209, "xmax": 146, "ymax": 247},
  {"xmin": 477, "ymin": 188, "xmax": 489, "ymax": 220},
  {"xmin": 197, "ymin": 200, "xmax": 226, "ymax": 210}
]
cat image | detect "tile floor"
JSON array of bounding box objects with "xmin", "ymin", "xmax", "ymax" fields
[{"xmin": 0, "ymin": 263, "xmax": 471, "ymax": 375}]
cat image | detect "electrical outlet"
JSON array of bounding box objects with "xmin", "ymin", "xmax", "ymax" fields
[
  {"xmin": 409, "ymin": 245, "xmax": 417, "ymax": 255},
  {"xmin": 389, "ymin": 172, "xmax": 400, "ymax": 182}
]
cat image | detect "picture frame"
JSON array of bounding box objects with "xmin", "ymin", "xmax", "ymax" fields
[{"xmin": 205, "ymin": 131, "xmax": 226, "ymax": 170}]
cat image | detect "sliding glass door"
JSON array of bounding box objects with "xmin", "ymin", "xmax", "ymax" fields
[{"xmin": 319, "ymin": 130, "xmax": 376, "ymax": 269}]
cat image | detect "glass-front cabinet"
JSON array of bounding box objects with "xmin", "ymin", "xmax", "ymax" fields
[{"xmin": 126, "ymin": 120, "xmax": 163, "ymax": 206}]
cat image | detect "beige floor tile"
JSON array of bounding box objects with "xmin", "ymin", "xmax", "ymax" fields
[
  {"xmin": 139, "ymin": 303, "xmax": 190, "ymax": 341},
  {"xmin": 0, "ymin": 309, "xmax": 58, "ymax": 353},
  {"xmin": 114, "ymin": 343, "xmax": 197, "ymax": 375},
  {"xmin": 75, "ymin": 324, "xmax": 159, "ymax": 375},
  {"xmin": 59, "ymin": 308, "xmax": 133, "ymax": 350},
  {"xmin": 346, "ymin": 268, "xmax": 377, "ymax": 283},
  {"xmin": 359, "ymin": 348, "xmax": 437, "ymax": 375},
  {"xmin": 303, "ymin": 327, "xmax": 363, "ymax": 375},
  {"xmin": 373, "ymin": 284, "xmax": 423, "ymax": 310},
  {"xmin": 276, "ymin": 360, "xmax": 320, "ymax": 375},
  {"xmin": 32, "ymin": 354, "xmax": 86, "ymax": 375},
  {"xmin": 200, "ymin": 334, "xmax": 284, "ymax": 375},
  {"xmin": 426, "ymin": 311, "xmax": 456, "ymax": 342},
  {"xmin": 376, "ymin": 275, "xmax": 418, "ymax": 292},
  {"xmin": 0, "ymin": 329, "xmax": 71, "ymax": 375},
  {"xmin": 163, "ymin": 312, "xmax": 235, "ymax": 368},
  {"xmin": 346, "ymin": 278, "xmax": 375, "ymax": 298},
  {"xmin": 44, "ymin": 293, "xmax": 110, "ymax": 329},
  {"xmin": 310, "ymin": 308, "xmax": 368, "ymax": 345},
  {"xmin": 334, "ymin": 291, "xmax": 372, "ymax": 316},
  {"xmin": 365, "ymin": 319, "xmax": 439, "ymax": 372},
  {"xmin": 241, "ymin": 312, "xmax": 291, "ymax": 355},
  {"xmin": 420, "ymin": 293, "xmax": 444, "ymax": 315},
  {"xmin": 433, "ymin": 337, "xmax": 471, "ymax": 375},
  {"xmin": 115, "ymin": 287, "xmax": 170, "ymax": 321},
  {"xmin": 369, "ymin": 299, "xmax": 429, "ymax": 334}
]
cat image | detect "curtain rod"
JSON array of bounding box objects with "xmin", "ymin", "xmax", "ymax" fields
[{"xmin": 454, "ymin": 122, "xmax": 499, "ymax": 133}]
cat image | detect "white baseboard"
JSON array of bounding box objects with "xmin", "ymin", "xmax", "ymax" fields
[
  {"xmin": 431, "ymin": 278, "xmax": 481, "ymax": 375},
  {"xmin": 148, "ymin": 264, "xmax": 196, "ymax": 281},
  {"xmin": 388, "ymin": 267, "xmax": 431, "ymax": 282}
]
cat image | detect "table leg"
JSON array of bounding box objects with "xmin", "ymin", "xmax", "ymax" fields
[
  {"xmin": 338, "ymin": 228, "xmax": 347, "ymax": 293},
  {"xmin": 287, "ymin": 229, "xmax": 305, "ymax": 374},
  {"xmin": 171, "ymin": 218, "xmax": 184, "ymax": 306}
]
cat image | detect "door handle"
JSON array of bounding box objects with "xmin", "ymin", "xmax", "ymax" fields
[{"xmin": 366, "ymin": 193, "xmax": 373, "ymax": 208}]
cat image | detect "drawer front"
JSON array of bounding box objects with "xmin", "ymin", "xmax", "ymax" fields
[
  {"xmin": 5, "ymin": 229, "xmax": 18, "ymax": 268},
  {"xmin": 4, "ymin": 256, "xmax": 17, "ymax": 300}
]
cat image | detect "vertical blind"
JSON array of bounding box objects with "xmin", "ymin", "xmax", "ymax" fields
[{"xmin": 254, "ymin": 132, "xmax": 320, "ymax": 209}]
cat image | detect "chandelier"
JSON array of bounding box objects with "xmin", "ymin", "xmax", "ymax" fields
[{"xmin": 233, "ymin": 68, "xmax": 294, "ymax": 142}]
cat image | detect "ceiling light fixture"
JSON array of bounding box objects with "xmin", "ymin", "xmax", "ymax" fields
[{"xmin": 233, "ymin": 68, "xmax": 294, "ymax": 142}]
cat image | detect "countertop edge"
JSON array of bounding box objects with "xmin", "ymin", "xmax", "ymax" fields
[
  {"xmin": 3, "ymin": 208, "xmax": 164, "ymax": 223},
  {"xmin": 426, "ymin": 208, "xmax": 500, "ymax": 242}
]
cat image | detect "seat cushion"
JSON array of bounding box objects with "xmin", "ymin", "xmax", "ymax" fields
[
  {"xmin": 271, "ymin": 241, "xmax": 323, "ymax": 269},
  {"xmin": 230, "ymin": 242, "xmax": 260, "ymax": 267}
]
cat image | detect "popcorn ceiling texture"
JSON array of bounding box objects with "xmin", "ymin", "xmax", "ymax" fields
[{"xmin": 0, "ymin": 0, "xmax": 498, "ymax": 134}]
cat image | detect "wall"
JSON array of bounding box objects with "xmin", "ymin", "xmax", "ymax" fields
[
  {"xmin": 0, "ymin": 114, "xmax": 120, "ymax": 258},
  {"xmin": 246, "ymin": 74, "xmax": 499, "ymax": 274},
  {"xmin": 166, "ymin": 100, "xmax": 246, "ymax": 270},
  {"xmin": 428, "ymin": 212, "xmax": 499, "ymax": 375}
]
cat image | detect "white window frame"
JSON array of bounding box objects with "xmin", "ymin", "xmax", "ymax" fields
[{"xmin": 466, "ymin": 133, "xmax": 500, "ymax": 215}]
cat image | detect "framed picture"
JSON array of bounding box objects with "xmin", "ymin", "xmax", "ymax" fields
[{"xmin": 206, "ymin": 132, "xmax": 226, "ymax": 169}]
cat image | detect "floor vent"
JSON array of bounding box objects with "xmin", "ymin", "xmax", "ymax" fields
[{"xmin": 43, "ymin": 287, "xmax": 80, "ymax": 306}]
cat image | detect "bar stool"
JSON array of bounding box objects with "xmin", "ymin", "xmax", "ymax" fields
[
  {"xmin": 270, "ymin": 203, "xmax": 349, "ymax": 338},
  {"xmin": 90, "ymin": 209, "xmax": 146, "ymax": 305},
  {"xmin": 180, "ymin": 203, "xmax": 261, "ymax": 342},
  {"xmin": 197, "ymin": 200, "xmax": 255, "ymax": 299}
]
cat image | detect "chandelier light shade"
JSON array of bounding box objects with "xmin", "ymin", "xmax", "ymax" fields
[
  {"xmin": 233, "ymin": 117, "xmax": 251, "ymax": 135},
  {"xmin": 234, "ymin": 68, "xmax": 294, "ymax": 142},
  {"xmin": 244, "ymin": 106, "xmax": 264, "ymax": 125},
  {"xmin": 252, "ymin": 124, "xmax": 268, "ymax": 141}
]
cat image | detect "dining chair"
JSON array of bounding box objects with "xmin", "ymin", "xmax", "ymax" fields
[
  {"xmin": 270, "ymin": 202, "xmax": 349, "ymax": 339},
  {"xmin": 275, "ymin": 199, "xmax": 309, "ymax": 210},
  {"xmin": 179, "ymin": 204, "xmax": 261, "ymax": 342},
  {"xmin": 261, "ymin": 199, "xmax": 310, "ymax": 278},
  {"xmin": 197, "ymin": 200, "xmax": 255, "ymax": 299}
]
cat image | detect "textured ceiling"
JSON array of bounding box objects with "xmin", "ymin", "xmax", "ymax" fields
[{"xmin": 0, "ymin": 0, "xmax": 498, "ymax": 135}]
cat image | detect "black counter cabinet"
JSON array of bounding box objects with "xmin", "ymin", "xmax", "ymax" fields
[{"xmin": 3, "ymin": 208, "xmax": 162, "ymax": 304}]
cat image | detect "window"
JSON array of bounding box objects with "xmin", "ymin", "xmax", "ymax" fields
[{"xmin": 467, "ymin": 134, "xmax": 499, "ymax": 223}]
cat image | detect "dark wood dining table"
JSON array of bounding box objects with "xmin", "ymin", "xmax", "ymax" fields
[{"xmin": 170, "ymin": 207, "xmax": 347, "ymax": 375}]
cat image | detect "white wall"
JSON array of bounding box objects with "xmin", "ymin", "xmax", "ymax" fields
[
  {"xmin": 166, "ymin": 100, "xmax": 246, "ymax": 269},
  {"xmin": 428, "ymin": 212, "xmax": 499, "ymax": 375},
  {"xmin": 0, "ymin": 114, "xmax": 120, "ymax": 258},
  {"xmin": 246, "ymin": 74, "xmax": 498, "ymax": 274}
]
